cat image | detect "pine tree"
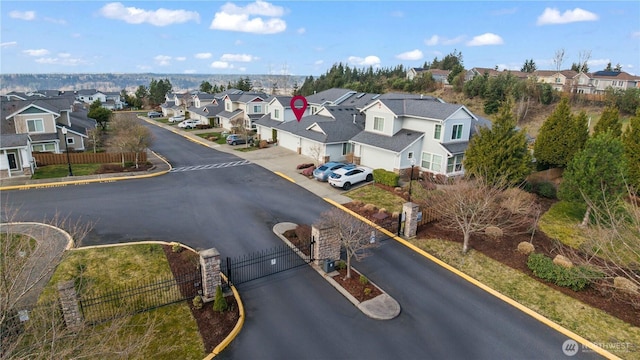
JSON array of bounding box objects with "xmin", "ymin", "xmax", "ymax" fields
[
  {"xmin": 622, "ymin": 109, "xmax": 640, "ymax": 193},
  {"xmin": 213, "ymin": 285, "xmax": 228, "ymax": 312},
  {"xmin": 533, "ymin": 97, "xmax": 585, "ymax": 168},
  {"xmin": 593, "ymin": 105, "xmax": 622, "ymax": 138},
  {"xmin": 558, "ymin": 132, "xmax": 627, "ymax": 226},
  {"xmin": 463, "ymin": 99, "xmax": 533, "ymax": 186}
]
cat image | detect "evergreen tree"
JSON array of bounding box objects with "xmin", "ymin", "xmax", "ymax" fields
[
  {"xmin": 622, "ymin": 109, "xmax": 640, "ymax": 193},
  {"xmin": 593, "ymin": 105, "xmax": 622, "ymax": 138},
  {"xmin": 559, "ymin": 131, "xmax": 628, "ymax": 226},
  {"xmin": 213, "ymin": 285, "xmax": 228, "ymax": 312},
  {"xmin": 533, "ymin": 97, "xmax": 587, "ymax": 168},
  {"xmin": 521, "ymin": 59, "xmax": 537, "ymax": 73},
  {"xmin": 200, "ymin": 81, "xmax": 213, "ymax": 93},
  {"xmin": 463, "ymin": 99, "xmax": 533, "ymax": 186}
]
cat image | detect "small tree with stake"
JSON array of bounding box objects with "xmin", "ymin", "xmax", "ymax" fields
[{"xmin": 315, "ymin": 208, "xmax": 378, "ymax": 279}]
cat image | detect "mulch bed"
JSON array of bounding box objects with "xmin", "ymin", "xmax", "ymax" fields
[
  {"xmin": 163, "ymin": 245, "xmax": 239, "ymax": 353},
  {"xmin": 331, "ymin": 266, "xmax": 383, "ymax": 302},
  {"xmin": 95, "ymin": 163, "xmax": 153, "ymax": 174}
]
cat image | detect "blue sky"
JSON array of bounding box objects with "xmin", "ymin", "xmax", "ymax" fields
[{"xmin": 1, "ymin": 1, "xmax": 639, "ymax": 76}]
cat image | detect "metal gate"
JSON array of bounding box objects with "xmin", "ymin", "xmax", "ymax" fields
[{"xmin": 222, "ymin": 240, "xmax": 314, "ymax": 286}]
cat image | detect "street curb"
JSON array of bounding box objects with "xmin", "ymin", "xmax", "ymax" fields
[
  {"xmin": 0, "ymin": 150, "xmax": 172, "ymax": 191},
  {"xmin": 4, "ymin": 222, "xmax": 75, "ymax": 250},
  {"xmin": 322, "ymin": 198, "xmax": 621, "ymax": 360}
]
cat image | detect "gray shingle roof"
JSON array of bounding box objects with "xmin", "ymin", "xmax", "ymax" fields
[
  {"xmin": 441, "ymin": 142, "xmax": 469, "ymax": 155},
  {"xmin": 305, "ymin": 88, "xmax": 356, "ymax": 106},
  {"xmin": 351, "ymin": 128, "xmax": 424, "ymax": 152},
  {"xmin": 254, "ymin": 114, "xmax": 282, "ymax": 128},
  {"xmin": 218, "ymin": 109, "xmax": 243, "ymax": 119},
  {"xmin": 0, "ymin": 133, "xmax": 30, "ymax": 148},
  {"xmin": 378, "ymin": 99, "xmax": 468, "ymax": 120},
  {"xmin": 277, "ymin": 106, "xmax": 364, "ymax": 144}
]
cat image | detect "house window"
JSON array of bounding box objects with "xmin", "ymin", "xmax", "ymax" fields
[
  {"xmin": 447, "ymin": 154, "xmax": 464, "ymax": 173},
  {"xmin": 32, "ymin": 143, "xmax": 56, "ymax": 152},
  {"xmin": 274, "ymin": 109, "xmax": 280, "ymax": 119},
  {"xmin": 225, "ymin": 102, "xmax": 231, "ymax": 111},
  {"xmin": 451, "ymin": 124, "xmax": 463, "ymax": 140},
  {"xmin": 27, "ymin": 119, "xmax": 44, "ymax": 133},
  {"xmin": 67, "ymin": 137, "xmax": 75, "ymax": 145},
  {"xmin": 253, "ymin": 105, "xmax": 261, "ymax": 113},
  {"xmin": 342, "ymin": 142, "xmax": 353, "ymax": 155},
  {"xmin": 555, "ymin": 78, "xmax": 561, "ymax": 83},
  {"xmin": 434, "ymin": 124, "xmax": 442, "ymax": 139},
  {"xmin": 421, "ymin": 152, "xmax": 442, "ymax": 172},
  {"xmin": 373, "ymin": 117, "xmax": 384, "ymax": 131}
]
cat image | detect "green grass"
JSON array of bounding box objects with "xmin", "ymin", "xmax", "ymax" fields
[
  {"xmin": 37, "ymin": 244, "xmax": 205, "ymax": 358},
  {"xmin": 346, "ymin": 183, "xmax": 407, "ymax": 213},
  {"xmin": 196, "ymin": 132, "xmax": 228, "ymax": 144},
  {"xmin": 539, "ymin": 201, "xmax": 588, "ymax": 248},
  {"xmin": 410, "ymin": 238, "xmax": 640, "ymax": 359},
  {"xmin": 32, "ymin": 163, "xmax": 102, "ymax": 179}
]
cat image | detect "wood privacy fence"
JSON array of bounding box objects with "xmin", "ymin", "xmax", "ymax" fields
[{"xmin": 33, "ymin": 152, "xmax": 146, "ymax": 166}]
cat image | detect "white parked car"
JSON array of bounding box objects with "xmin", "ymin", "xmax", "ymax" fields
[
  {"xmin": 178, "ymin": 119, "xmax": 198, "ymax": 129},
  {"xmin": 168, "ymin": 115, "xmax": 185, "ymax": 123},
  {"xmin": 328, "ymin": 166, "xmax": 374, "ymax": 190}
]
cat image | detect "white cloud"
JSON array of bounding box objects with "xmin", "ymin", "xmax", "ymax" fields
[
  {"xmin": 220, "ymin": 53, "xmax": 256, "ymax": 62},
  {"xmin": 154, "ymin": 55, "xmax": 172, "ymax": 66},
  {"xmin": 1, "ymin": 41, "xmax": 18, "ymax": 47},
  {"xmin": 35, "ymin": 56, "xmax": 87, "ymax": 66},
  {"xmin": 467, "ymin": 33, "xmax": 504, "ymax": 46},
  {"xmin": 99, "ymin": 2, "xmax": 200, "ymax": 27},
  {"xmin": 537, "ymin": 7, "xmax": 598, "ymax": 25},
  {"xmin": 425, "ymin": 34, "xmax": 464, "ymax": 46},
  {"xmin": 9, "ymin": 10, "xmax": 35, "ymax": 20},
  {"xmin": 211, "ymin": 61, "xmax": 233, "ymax": 69},
  {"xmin": 176, "ymin": 56, "xmax": 187, "ymax": 61},
  {"xmin": 314, "ymin": 60, "xmax": 324, "ymax": 66},
  {"xmin": 184, "ymin": 69, "xmax": 196, "ymax": 74},
  {"xmin": 58, "ymin": 53, "xmax": 71, "ymax": 58},
  {"xmin": 297, "ymin": 27, "xmax": 306, "ymax": 34},
  {"xmin": 396, "ymin": 49, "xmax": 423, "ymax": 61},
  {"xmin": 210, "ymin": 0, "xmax": 286, "ymax": 34},
  {"xmin": 348, "ymin": 55, "xmax": 381, "ymax": 67},
  {"xmin": 23, "ymin": 49, "xmax": 50, "ymax": 56},
  {"xmin": 195, "ymin": 53, "xmax": 213, "ymax": 59}
]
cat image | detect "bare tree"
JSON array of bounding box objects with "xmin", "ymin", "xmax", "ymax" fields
[
  {"xmin": 108, "ymin": 116, "xmax": 154, "ymax": 168},
  {"xmin": 315, "ymin": 208, "xmax": 378, "ymax": 279},
  {"xmin": 553, "ymin": 48, "xmax": 565, "ymax": 72},
  {"xmin": 86, "ymin": 127, "xmax": 102, "ymax": 154},
  {"xmin": 576, "ymin": 50, "xmax": 591, "ymax": 73},
  {"xmin": 430, "ymin": 177, "xmax": 539, "ymax": 253},
  {"xmin": 230, "ymin": 117, "xmax": 253, "ymax": 148},
  {"xmin": 308, "ymin": 144, "xmax": 324, "ymax": 165}
]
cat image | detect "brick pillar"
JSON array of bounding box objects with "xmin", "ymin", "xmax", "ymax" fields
[
  {"xmin": 199, "ymin": 248, "xmax": 221, "ymax": 302},
  {"xmin": 312, "ymin": 225, "xmax": 341, "ymax": 266},
  {"xmin": 403, "ymin": 202, "xmax": 419, "ymax": 239},
  {"xmin": 57, "ymin": 280, "xmax": 83, "ymax": 332}
]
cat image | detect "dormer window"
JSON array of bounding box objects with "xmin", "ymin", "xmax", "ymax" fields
[
  {"xmin": 373, "ymin": 116, "xmax": 384, "ymax": 131},
  {"xmin": 452, "ymin": 124, "xmax": 463, "ymax": 140}
]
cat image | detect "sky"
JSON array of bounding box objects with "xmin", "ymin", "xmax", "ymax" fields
[{"xmin": 1, "ymin": 1, "xmax": 639, "ymax": 76}]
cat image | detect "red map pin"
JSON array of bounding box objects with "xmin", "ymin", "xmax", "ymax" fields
[{"xmin": 290, "ymin": 95, "xmax": 308, "ymax": 122}]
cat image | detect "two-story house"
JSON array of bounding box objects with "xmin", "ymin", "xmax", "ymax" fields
[
  {"xmin": 533, "ymin": 70, "xmax": 578, "ymax": 92},
  {"xmin": 75, "ymin": 89, "xmax": 124, "ymax": 110},
  {"xmin": 218, "ymin": 91, "xmax": 269, "ymax": 131},
  {"xmin": 589, "ymin": 70, "xmax": 640, "ymax": 94}
]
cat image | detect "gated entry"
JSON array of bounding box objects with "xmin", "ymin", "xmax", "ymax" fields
[{"xmin": 222, "ymin": 240, "xmax": 314, "ymax": 286}]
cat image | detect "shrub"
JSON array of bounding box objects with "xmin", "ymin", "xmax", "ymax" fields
[
  {"xmin": 192, "ymin": 295, "xmax": 203, "ymax": 310},
  {"xmin": 517, "ymin": 241, "xmax": 535, "ymax": 255},
  {"xmin": 335, "ymin": 260, "xmax": 346, "ymax": 270},
  {"xmin": 363, "ymin": 288, "xmax": 372, "ymax": 296},
  {"xmin": 526, "ymin": 253, "xmax": 600, "ymax": 291},
  {"xmin": 359, "ymin": 275, "xmax": 369, "ymax": 285},
  {"xmin": 171, "ymin": 242, "xmax": 182, "ymax": 253},
  {"xmin": 213, "ymin": 285, "xmax": 228, "ymax": 312},
  {"xmin": 373, "ymin": 169, "xmax": 399, "ymax": 187},
  {"xmin": 363, "ymin": 204, "xmax": 377, "ymax": 212},
  {"xmin": 534, "ymin": 181, "xmax": 557, "ymax": 199}
]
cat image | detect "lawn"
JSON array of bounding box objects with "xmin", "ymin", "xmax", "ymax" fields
[
  {"xmin": 346, "ymin": 183, "xmax": 406, "ymax": 213},
  {"xmin": 196, "ymin": 131, "xmax": 228, "ymax": 144},
  {"xmin": 37, "ymin": 243, "xmax": 205, "ymax": 359},
  {"xmin": 31, "ymin": 163, "xmax": 102, "ymax": 179},
  {"xmin": 538, "ymin": 200, "xmax": 588, "ymax": 248}
]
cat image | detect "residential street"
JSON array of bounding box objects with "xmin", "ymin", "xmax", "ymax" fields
[{"xmin": 0, "ymin": 122, "xmax": 602, "ymax": 359}]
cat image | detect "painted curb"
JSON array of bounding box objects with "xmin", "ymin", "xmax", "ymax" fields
[
  {"xmin": 0, "ymin": 150, "xmax": 172, "ymax": 191},
  {"xmin": 323, "ymin": 198, "xmax": 622, "ymax": 360}
]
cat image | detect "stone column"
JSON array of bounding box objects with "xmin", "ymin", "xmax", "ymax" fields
[
  {"xmin": 312, "ymin": 225, "xmax": 341, "ymax": 266},
  {"xmin": 403, "ymin": 202, "xmax": 419, "ymax": 239},
  {"xmin": 199, "ymin": 248, "xmax": 221, "ymax": 302},
  {"xmin": 57, "ymin": 280, "xmax": 83, "ymax": 332}
]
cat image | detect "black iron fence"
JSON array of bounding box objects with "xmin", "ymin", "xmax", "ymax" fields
[
  {"xmin": 223, "ymin": 241, "xmax": 313, "ymax": 287},
  {"xmin": 78, "ymin": 270, "xmax": 202, "ymax": 324}
]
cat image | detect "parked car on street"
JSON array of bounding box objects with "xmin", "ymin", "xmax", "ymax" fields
[
  {"xmin": 168, "ymin": 115, "xmax": 185, "ymax": 123},
  {"xmin": 147, "ymin": 111, "xmax": 162, "ymax": 118},
  {"xmin": 226, "ymin": 134, "xmax": 253, "ymax": 145},
  {"xmin": 313, "ymin": 162, "xmax": 355, "ymax": 182},
  {"xmin": 178, "ymin": 119, "xmax": 199, "ymax": 129},
  {"xmin": 328, "ymin": 166, "xmax": 373, "ymax": 190}
]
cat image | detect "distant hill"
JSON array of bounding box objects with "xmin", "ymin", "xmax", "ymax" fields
[{"xmin": 0, "ymin": 73, "xmax": 307, "ymax": 95}]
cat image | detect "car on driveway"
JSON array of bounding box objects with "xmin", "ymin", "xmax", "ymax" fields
[
  {"xmin": 168, "ymin": 115, "xmax": 185, "ymax": 123},
  {"xmin": 147, "ymin": 111, "xmax": 162, "ymax": 118},
  {"xmin": 328, "ymin": 166, "xmax": 374, "ymax": 190},
  {"xmin": 313, "ymin": 162, "xmax": 355, "ymax": 182},
  {"xmin": 226, "ymin": 134, "xmax": 253, "ymax": 145},
  {"xmin": 178, "ymin": 119, "xmax": 199, "ymax": 129}
]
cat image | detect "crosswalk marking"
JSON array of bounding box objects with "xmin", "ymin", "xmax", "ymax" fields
[{"xmin": 170, "ymin": 160, "xmax": 251, "ymax": 173}]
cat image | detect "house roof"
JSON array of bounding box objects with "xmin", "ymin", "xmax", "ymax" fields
[
  {"xmin": 591, "ymin": 70, "xmax": 640, "ymax": 80},
  {"xmin": 351, "ymin": 128, "xmax": 424, "ymax": 153},
  {"xmin": 0, "ymin": 133, "xmax": 30, "ymax": 148},
  {"xmin": 217, "ymin": 109, "xmax": 243, "ymax": 119},
  {"xmin": 276, "ymin": 106, "xmax": 364, "ymax": 144},
  {"xmin": 305, "ymin": 88, "xmax": 357, "ymax": 106},
  {"xmin": 254, "ymin": 113, "xmax": 282, "ymax": 128},
  {"xmin": 369, "ymin": 98, "xmax": 472, "ymax": 121},
  {"xmin": 441, "ymin": 141, "xmax": 469, "ymax": 155}
]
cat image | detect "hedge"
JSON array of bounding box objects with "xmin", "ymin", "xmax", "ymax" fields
[
  {"xmin": 373, "ymin": 169, "xmax": 399, "ymax": 187},
  {"xmin": 526, "ymin": 253, "xmax": 601, "ymax": 291}
]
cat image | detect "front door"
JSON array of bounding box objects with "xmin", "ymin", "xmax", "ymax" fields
[
  {"xmin": 7, "ymin": 152, "xmax": 18, "ymax": 170},
  {"xmin": 272, "ymin": 128, "xmax": 278, "ymax": 143}
]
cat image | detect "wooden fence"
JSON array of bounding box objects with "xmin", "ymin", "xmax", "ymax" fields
[
  {"xmin": 33, "ymin": 152, "xmax": 146, "ymax": 166},
  {"xmin": 417, "ymin": 206, "xmax": 439, "ymax": 227}
]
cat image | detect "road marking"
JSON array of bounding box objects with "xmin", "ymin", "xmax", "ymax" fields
[
  {"xmin": 170, "ymin": 160, "xmax": 251, "ymax": 173},
  {"xmin": 274, "ymin": 171, "xmax": 295, "ymax": 183}
]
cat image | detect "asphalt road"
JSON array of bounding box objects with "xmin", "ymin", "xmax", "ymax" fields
[{"xmin": 1, "ymin": 121, "xmax": 602, "ymax": 359}]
